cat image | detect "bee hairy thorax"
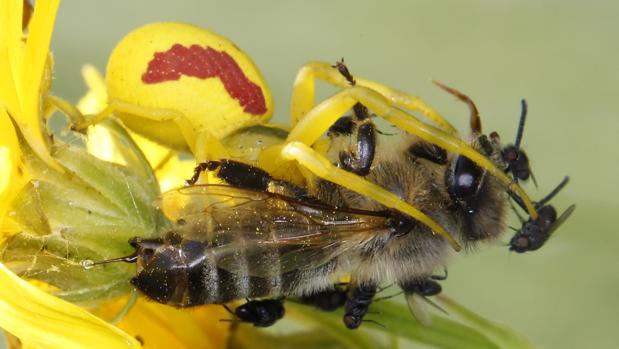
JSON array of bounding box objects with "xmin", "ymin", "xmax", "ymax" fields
[{"xmin": 312, "ymin": 149, "xmax": 455, "ymax": 285}]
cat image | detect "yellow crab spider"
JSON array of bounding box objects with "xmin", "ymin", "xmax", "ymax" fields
[{"xmin": 46, "ymin": 21, "xmax": 538, "ymax": 250}]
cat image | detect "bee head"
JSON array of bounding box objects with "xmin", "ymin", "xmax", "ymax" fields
[{"xmin": 445, "ymin": 153, "xmax": 507, "ymax": 243}]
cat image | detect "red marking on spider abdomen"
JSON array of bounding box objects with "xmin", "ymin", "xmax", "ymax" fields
[{"xmin": 142, "ymin": 44, "xmax": 267, "ymax": 115}]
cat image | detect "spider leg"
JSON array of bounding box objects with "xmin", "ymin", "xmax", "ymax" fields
[
  {"xmin": 44, "ymin": 95, "xmax": 89, "ymax": 127},
  {"xmin": 274, "ymin": 85, "xmax": 539, "ymax": 220},
  {"xmin": 291, "ymin": 62, "xmax": 457, "ymax": 135},
  {"xmin": 53, "ymin": 96, "xmax": 230, "ymax": 164}
]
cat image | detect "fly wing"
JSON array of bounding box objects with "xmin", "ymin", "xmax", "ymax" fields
[
  {"xmin": 159, "ymin": 185, "xmax": 390, "ymax": 277},
  {"xmin": 547, "ymin": 204, "xmax": 576, "ymax": 236},
  {"xmin": 405, "ymin": 293, "xmax": 448, "ymax": 327},
  {"xmin": 405, "ymin": 293, "xmax": 433, "ymax": 326}
]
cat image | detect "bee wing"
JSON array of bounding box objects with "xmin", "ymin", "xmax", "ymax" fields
[
  {"xmin": 548, "ymin": 204, "xmax": 576, "ymax": 236},
  {"xmin": 159, "ymin": 185, "xmax": 390, "ymax": 276}
]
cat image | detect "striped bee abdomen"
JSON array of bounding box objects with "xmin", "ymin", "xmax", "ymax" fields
[{"xmin": 129, "ymin": 235, "xmax": 290, "ymax": 306}]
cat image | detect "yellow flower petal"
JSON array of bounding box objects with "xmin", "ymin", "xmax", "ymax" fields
[
  {"xmin": 0, "ymin": 0, "xmax": 62, "ymax": 173},
  {"xmin": 0, "ymin": 108, "xmax": 29, "ymax": 238},
  {"xmin": 18, "ymin": 0, "xmax": 61, "ymax": 171},
  {"xmin": 0, "ymin": 263, "xmax": 141, "ymax": 349},
  {"xmin": 112, "ymin": 300, "xmax": 229, "ymax": 349},
  {"xmin": 93, "ymin": 297, "xmax": 229, "ymax": 349}
]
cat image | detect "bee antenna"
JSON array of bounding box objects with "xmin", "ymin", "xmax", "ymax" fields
[
  {"xmin": 514, "ymin": 99, "xmax": 528, "ymax": 148},
  {"xmin": 537, "ymin": 176, "xmax": 570, "ymax": 207},
  {"xmin": 433, "ymin": 80, "xmax": 481, "ymax": 134},
  {"xmin": 82, "ymin": 252, "xmax": 138, "ymax": 269}
]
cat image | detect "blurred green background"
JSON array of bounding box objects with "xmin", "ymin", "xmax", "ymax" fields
[{"xmin": 49, "ymin": 1, "xmax": 618, "ymax": 348}]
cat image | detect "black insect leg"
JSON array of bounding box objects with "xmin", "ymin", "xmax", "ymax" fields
[
  {"xmin": 224, "ymin": 298, "xmax": 285, "ymax": 327},
  {"xmin": 339, "ymin": 121, "xmax": 376, "ymax": 176},
  {"xmin": 400, "ymin": 278, "xmax": 442, "ymax": 297},
  {"xmin": 300, "ymin": 287, "xmax": 348, "ymax": 312},
  {"xmin": 343, "ymin": 283, "xmax": 377, "ymax": 329},
  {"xmin": 187, "ymin": 159, "xmax": 273, "ymax": 190},
  {"xmin": 186, "ymin": 161, "xmax": 220, "ymax": 186},
  {"xmin": 331, "ymin": 60, "xmax": 377, "ymax": 177}
]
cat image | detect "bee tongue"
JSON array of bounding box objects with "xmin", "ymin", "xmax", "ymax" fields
[{"xmin": 82, "ymin": 252, "xmax": 138, "ymax": 269}]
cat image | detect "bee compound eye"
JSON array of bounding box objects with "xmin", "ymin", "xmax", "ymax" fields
[{"xmin": 447, "ymin": 155, "xmax": 484, "ymax": 210}]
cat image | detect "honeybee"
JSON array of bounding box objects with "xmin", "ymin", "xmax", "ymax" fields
[{"xmin": 93, "ymin": 62, "xmax": 572, "ymax": 329}]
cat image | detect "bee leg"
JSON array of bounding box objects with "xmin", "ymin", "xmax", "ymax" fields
[
  {"xmin": 188, "ymin": 159, "xmax": 274, "ymax": 190},
  {"xmin": 300, "ymin": 288, "xmax": 348, "ymax": 312},
  {"xmin": 343, "ymin": 283, "xmax": 377, "ymax": 329},
  {"xmin": 233, "ymin": 298, "xmax": 286, "ymax": 327}
]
